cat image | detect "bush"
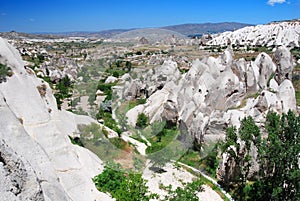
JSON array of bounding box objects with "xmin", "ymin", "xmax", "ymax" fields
[
  {"xmin": 113, "ymin": 71, "xmax": 120, "ymax": 78},
  {"xmin": 93, "ymin": 166, "xmax": 157, "ymax": 201},
  {"xmin": 136, "ymin": 113, "xmax": 148, "ymax": 128},
  {"xmin": 162, "ymin": 179, "xmax": 204, "ymax": 201}
]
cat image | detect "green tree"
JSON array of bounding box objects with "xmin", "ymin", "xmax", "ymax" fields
[
  {"xmin": 255, "ymin": 111, "xmax": 300, "ymax": 201},
  {"xmin": 221, "ymin": 117, "xmax": 261, "ymax": 200},
  {"xmin": 125, "ymin": 61, "xmax": 132, "ymax": 72},
  {"xmin": 222, "ymin": 111, "xmax": 300, "ymax": 201}
]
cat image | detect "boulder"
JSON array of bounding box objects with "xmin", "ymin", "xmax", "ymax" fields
[{"xmin": 105, "ymin": 76, "xmax": 118, "ymax": 84}]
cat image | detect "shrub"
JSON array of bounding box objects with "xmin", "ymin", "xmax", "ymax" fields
[
  {"xmin": 93, "ymin": 165, "xmax": 157, "ymax": 201},
  {"xmin": 113, "ymin": 71, "xmax": 120, "ymax": 78},
  {"xmin": 136, "ymin": 113, "xmax": 148, "ymax": 128}
]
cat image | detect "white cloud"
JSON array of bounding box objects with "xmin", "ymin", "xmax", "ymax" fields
[
  {"xmin": 1, "ymin": 12, "xmax": 7, "ymax": 16},
  {"xmin": 267, "ymin": 0, "xmax": 286, "ymax": 6}
]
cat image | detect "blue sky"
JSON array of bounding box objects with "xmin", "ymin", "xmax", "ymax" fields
[{"xmin": 0, "ymin": 0, "xmax": 299, "ymax": 33}]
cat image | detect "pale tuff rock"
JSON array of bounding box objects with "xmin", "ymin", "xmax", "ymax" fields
[
  {"xmin": 126, "ymin": 104, "xmax": 145, "ymax": 127},
  {"xmin": 207, "ymin": 20, "xmax": 300, "ymax": 47},
  {"xmin": 0, "ymin": 93, "xmax": 70, "ymax": 201},
  {"xmin": 124, "ymin": 44, "xmax": 296, "ymax": 145},
  {"xmin": 0, "ymin": 37, "xmax": 113, "ymax": 201},
  {"xmin": 105, "ymin": 76, "xmax": 118, "ymax": 84},
  {"xmin": 254, "ymin": 52, "xmax": 276, "ymax": 89},
  {"xmin": 0, "ymin": 139, "xmax": 44, "ymax": 201},
  {"xmin": 278, "ymin": 79, "xmax": 296, "ymax": 113},
  {"xmin": 274, "ymin": 46, "xmax": 294, "ymax": 84}
]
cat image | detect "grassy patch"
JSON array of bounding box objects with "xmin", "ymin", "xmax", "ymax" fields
[
  {"xmin": 295, "ymin": 91, "xmax": 300, "ymax": 106},
  {"xmin": 178, "ymin": 150, "xmax": 202, "ymax": 169},
  {"xmin": 77, "ymin": 123, "xmax": 139, "ymax": 169},
  {"xmin": 117, "ymin": 98, "xmax": 147, "ymax": 116},
  {"xmin": 146, "ymin": 126, "xmax": 178, "ymax": 154}
]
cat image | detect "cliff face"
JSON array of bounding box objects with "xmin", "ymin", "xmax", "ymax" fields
[{"xmin": 0, "ymin": 38, "xmax": 113, "ymax": 201}]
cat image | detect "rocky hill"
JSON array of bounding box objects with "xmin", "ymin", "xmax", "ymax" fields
[
  {"xmin": 163, "ymin": 22, "xmax": 252, "ymax": 36},
  {"xmin": 112, "ymin": 28, "xmax": 187, "ymax": 44},
  {"xmin": 207, "ymin": 19, "xmax": 300, "ymax": 47},
  {"xmin": 0, "ymin": 31, "xmax": 62, "ymax": 40}
]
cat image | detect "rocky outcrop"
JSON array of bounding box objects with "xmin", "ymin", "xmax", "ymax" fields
[
  {"xmin": 124, "ymin": 45, "xmax": 296, "ymax": 145},
  {"xmin": 274, "ymin": 46, "xmax": 294, "ymax": 84},
  {"xmin": 0, "ymin": 140, "xmax": 44, "ymax": 201},
  {"xmin": 0, "ymin": 37, "xmax": 113, "ymax": 201},
  {"xmin": 122, "ymin": 60, "xmax": 181, "ymax": 100},
  {"xmin": 207, "ymin": 20, "xmax": 300, "ymax": 47}
]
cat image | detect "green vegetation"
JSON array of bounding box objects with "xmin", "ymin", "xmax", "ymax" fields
[
  {"xmin": 54, "ymin": 76, "xmax": 73, "ymax": 109},
  {"xmin": 146, "ymin": 122, "xmax": 177, "ymax": 154},
  {"xmin": 93, "ymin": 164, "xmax": 206, "ymax": 201},
  {"xmin": 93, "ymin": 165, "xmax": 158, "ymax": 201},
  {"xmin": 77, "ymin": 123, "xmax": 128, "ymax": 162},
  {"xmin": 96, "ymin": 106, "xmax": 121, "ymax": 135},
  {"xmin": 248, "ymin": 46, "xmax": 271, "ymax": 53},
  {"xmin": 94, "ymin": 79, "xmax": 122, "ymax": 134},
  {"xmin": 97, "ymin": 79, "xmax": 117, "ymax": 101},
  {"xmin": 0, "ymin": 63, "xmax": 12, "ymax": 83},
  {"xmin": 145, "ymin": 123, "xmax": 186, "ymax": 169},
  {"xmin": 220, "ymin": 111, "xmax": 300, "ymax": 201},
  {"xmin": 199, "ymin": 143, "xmax": 220, "ymax": 177},
  {"xmin": 162, "ymin": 179, "xmax": 204, "ymax": 201},
  {"xmin": 128, "ymin": 98, "xmax": 146, "ymax": 109},
  {"xmin": 68, "ymin": 135, "xmax": 84, "ymax": 147},
  {"xmin": 106, "ymin": 60, "xmax": 132, "ymax": 77},
  {"xmin": 178, "ymin": 150, "xmax": 202, "ymax": 169},
  {"xmin": 292, "ymin": 72, "xmax": 300, "ymax": 106},
  {"xmin": 296, "ymin": 91, "xmax": 300, "ymax": 106},
  {"xmin": 136, "ymin": 113, "xmax": 149, "ymax": 128},
  {"xmin": 291, "ymin": 47, "xmax": 300, "ymax": 61}
]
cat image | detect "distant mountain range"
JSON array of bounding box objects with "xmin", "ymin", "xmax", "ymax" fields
[
  {"xmin": 0, "ymin": 22, "xmax": 253, "ymax": 39},
  {"xmin": 162, "ymin": 22, "xmax": 253, "ymax": 36}
]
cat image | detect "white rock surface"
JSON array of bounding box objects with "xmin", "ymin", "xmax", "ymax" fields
[
  {"xmin": 0, "ymin": 37, "xmax": 113, "ymax": 201},
  {"xmin": 105, "ymin": 76, "xmax": 118, "ymax": 84},
  {"xmin": 143, "ymin": 162, "xmax": 223, "ymax": 201},
  {"xmin": 126, "ymin": 104, "xmax": 145, "ymax": 126},
  {"xmin": 208, "ymin": 20, "xmax": 300, "ymax": 47}
]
